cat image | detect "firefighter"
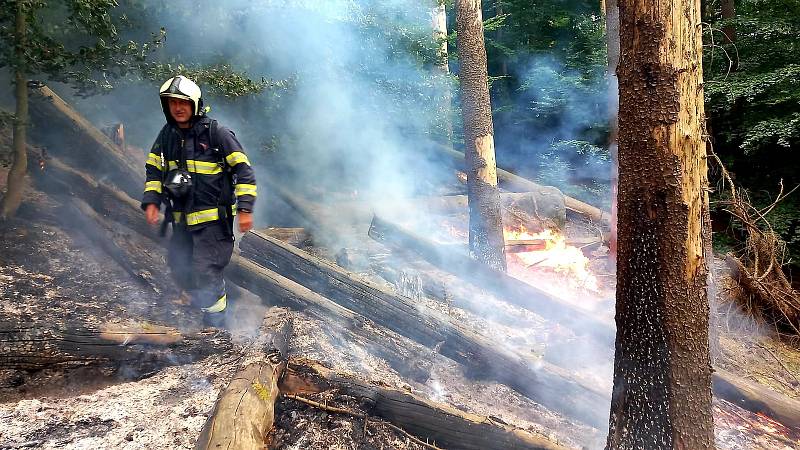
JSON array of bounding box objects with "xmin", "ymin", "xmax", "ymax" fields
[{"xmin": 141, "ymin": 75, "xmax": 256, "ymax": 326}]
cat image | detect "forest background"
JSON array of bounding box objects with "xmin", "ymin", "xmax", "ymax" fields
[{"xmin": 0, "ymin": 0, "xmax": 798, "ymax": 277}]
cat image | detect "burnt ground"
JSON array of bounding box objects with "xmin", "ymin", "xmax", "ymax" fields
[{"xmin": 2, "ymin": 141, "xmax": 800, "ymax": 448}]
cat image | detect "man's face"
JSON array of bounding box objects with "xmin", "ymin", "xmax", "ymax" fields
[{"xmin": 168, "ymin": 97, "xmax": 193, "ymax": 127}]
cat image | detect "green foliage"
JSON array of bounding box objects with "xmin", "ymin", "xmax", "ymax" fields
[
  {"xmin": 704, "ymin": 0, "xmax": 800, "ymax": 265},
  {"xmin": 0, "ymin": 0, "xmax": 164, "ymax": 95}
]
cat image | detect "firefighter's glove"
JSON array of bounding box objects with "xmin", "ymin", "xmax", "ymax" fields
[
  {"xmin": 145, "ymin": 203, "xmax": 160, "ymax": 225},
  {"xmin": 238, "ymin": 211, "xmax": 253, "ymax": 233}
]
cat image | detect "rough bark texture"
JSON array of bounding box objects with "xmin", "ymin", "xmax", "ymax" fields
[
  {"xmin": 0, "ymin": 1, "xmax": 28, "ymax": 220},
  {"xmin": 608, "ymin": 0, "xmax": 714, "ymax": 448},
  {"xmin": 605, "ymin": 0, "xmax": 620, "ymax": 256},
  {"xmin": 195, "ymin": 307, "xmax": 291, "ymax": 450},
  {"xmin": 455, "ymin": 0, "xmax": 507, "ymax": 271}
]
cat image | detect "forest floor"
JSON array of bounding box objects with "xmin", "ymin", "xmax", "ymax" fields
[{"xmin": 2, "ymin": 142, "xmax": 800, "ymax": 449}]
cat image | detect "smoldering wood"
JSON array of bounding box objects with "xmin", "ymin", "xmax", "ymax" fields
[
  {"xmin": 195, "ymin": 307, "xmax": 291, "ymax": 450},
  {"xmin": 238, "ymin": 231, "xmax": 610, "ymax": 428},
  {"xmin": 225, "ymin": 255, "xmax": 436, "ymax": 383},
  {"xmin": 367, "ymin": 214, "xmax": 616, "ymax": 345},
  {"xmin": 713, "ymin": 367, "xmax": 800, "ymax": 430},
  {"xmin": 282, "ymin": 360, "xmax": 571, "ymax": 450},
  {"xmin": 435, "ymin": 144, "xmax": 610, "ymax": 226},
  {"xmin": 0, "ymin": 324, "xmax": 230, "ymax": 375},
  {"xmin": 27, "ymin": 84, "xmax": 144, "ymax": 199},
  {"xmin": 259, "ymin": 227, "xmax": 312, "ymax": 248},
  {"xmin": 28, "ymin": 150, "xmax": 161, "ymax": 243}
]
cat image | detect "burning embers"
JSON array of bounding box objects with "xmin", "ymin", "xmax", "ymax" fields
[{"xmin": 504, "ymin": 225, "xmax": 600, "ymax": 296}]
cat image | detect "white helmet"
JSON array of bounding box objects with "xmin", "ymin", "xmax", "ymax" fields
[{"xmin": 159, "ymin": 75, "xmax": 204, "ymax": 121}]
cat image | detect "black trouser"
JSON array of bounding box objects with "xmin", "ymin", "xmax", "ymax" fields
[{"xmin": 168, "ymin": 220, "xmax": 234, "ymax": 314}]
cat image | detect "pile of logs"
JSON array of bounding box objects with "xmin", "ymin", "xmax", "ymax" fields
[{"xmin": 10, "ymin": 84, "xmax": 800, "ymax": 448}]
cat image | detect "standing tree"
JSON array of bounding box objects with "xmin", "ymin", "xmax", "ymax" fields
[
  {"xmin": 0, "ymin": 0, "xmax": 163, "ymax": 219},
  {"xmin": 455, "ymin": 0, "xmax": 507, "ymax": 271},
  {"xmin": 607, "ymin": 0, "xmax": 714, "ymax": 448},
  {"xmin": 431, "ymin": 0, "xmax": 454, "ymax": 148}
]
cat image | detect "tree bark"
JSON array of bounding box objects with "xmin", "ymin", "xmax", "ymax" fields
[
  {"xmin": 0, "ymin": 0, "xmax": 29, "ymax": 220},
  {"xmin": 605, "ymin": 0, "xmax": 620, "ymax": 256},
  {"xmin": 0, "ymin": 324, "xmax": 230, "ymax": 374},
  {"xmin": 455, "ymin": 0, "xmax": 507, "ymax": 271},
  {"xmin": 195, "ymin": 307, "xmax": 291, "ymax": 450},
  {"xmin": 608, "ymin": 0, "xmax": 714, "ymax": 447}
]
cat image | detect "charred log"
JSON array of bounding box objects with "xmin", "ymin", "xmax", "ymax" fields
[
  {"xmin": 27, "ymin": 84, "xmax": 144, "ymax": 199},
  {"xmin": 281, "ymin": 359, "xmax": 571, "ymax": 450},
  {"xmin": 238, "ymin": 231, "xmax": 610, "ymax": 428},
  {"xmin": 436, "ymin": 145, "xmax": 610, "ymax": 226},
  {"xmin": 0, "ymin": 324, "xmax": 230, "ymax": 375},
  {"xmin": 713, "ymin": 367, "xmax": 800, "ymax": 430},
  {"xmin": 367, "ymin": 214, "xmax": 616, "ymax": 345},
  {"xmin": 195, "ymin": 307, "xmax": 291, "ymax": 450}
]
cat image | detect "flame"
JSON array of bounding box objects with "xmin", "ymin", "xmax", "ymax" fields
[{"xmin": 504, "ymin": 226, "xmax": 600, "ymax": 294}]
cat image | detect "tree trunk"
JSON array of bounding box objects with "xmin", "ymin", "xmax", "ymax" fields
[
  {"xmin": 608, "ymin": 0, "xmax": 714, "ymax": 447},
  {"xmin": 605, "ymin": 0, "xmax": 620, "ymax": 257},
  {"xmin": 432, "ymin": 1, "xmax": 454, "ymax": 148},
  {"xmin": 455, "ymin": 0, "xmax": 507, "ymax": 271},
  {"xmin": 1, "ymin": 1, "xmax": 29, "ymax": 220},
  {"xmin": 721, "ymin": 0, "xmax": 736, "ymax": 44}
]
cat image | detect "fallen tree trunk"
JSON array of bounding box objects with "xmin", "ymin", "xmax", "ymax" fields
[
  {"xmin": 282, "ymin": 359, "xmax": 571, "ymax": 450},
  {"xmin": 239, "ymin": 231, "xmax": 610, "ymax": 429},
  {"xmin": 368, "ymin": 214, "xmax": 616, "ymax": 345},
  {"xmin": 713, "ymin": 367, "xmax": 800, "ymax": 430},
  {"xmin": 0, "ymin": 324, "xmax": 230, "ymax": 374},
  {"xmin": 196, "ymin": 307, "xmax": 292, "ymax": 450},
  {"xmin": 436, "ymin": 144, "xmax": 610, "ymax": 225},
  {"xmin": 27, "ymin": 84, "xmax": 144, "ymax": 199}
]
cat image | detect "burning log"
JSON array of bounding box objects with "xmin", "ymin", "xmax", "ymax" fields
[
  {"xmin": 436, "ymin": 145, "xmax": 610, "ymax": 225},
  {"xmin": 195, "ymin": 307, "xmax": 291, "ymax": 450},
  {"xmin": 0, "ymin": 324, "xmax": 230, "ymax": 374},
  {"xmin": 238, "ymin": 231, "xmax": 610, "ymax": 428},
  {"xmin": 367, "ymin": 214, "xmax": 616, "ymax": 345},
  {"xmin": 27, "ymin": 84, "xmax": 144, "ymax": 199},
  {"xmin": 282, "ymin": 359, "xmax": 571, "ymax": 450}
]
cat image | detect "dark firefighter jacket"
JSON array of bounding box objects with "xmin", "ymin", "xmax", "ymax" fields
[{"xmin": 141, "ymin": 116, "xmax": 257, "ymax": 230}]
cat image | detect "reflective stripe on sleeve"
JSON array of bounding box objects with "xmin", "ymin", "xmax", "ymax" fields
[
  {"xmin": 185, "ymin": 208, "xmax": 220, "ymax": 226},
  {"xmin": 144, "ymin": 180, "xmax": 162, "ymax": 194},
  {"xmin": 146, "ymin": 153, "xmax": 163, "ymax": 169},
  {"xmin": 225, "ymin": 151, "xmax": 250, "ymax": 167},
  {"xmin": 234, "ymin": 183, "xmax": 257, "ymax": 197},
  {"xmin": 202, "ymin": 294, "xmax": 227, "ymax": 313}
]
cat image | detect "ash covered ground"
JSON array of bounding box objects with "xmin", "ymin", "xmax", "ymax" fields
[{"xmin": 1, "ymin": 157, "xmax": 800, "ymax": 449}]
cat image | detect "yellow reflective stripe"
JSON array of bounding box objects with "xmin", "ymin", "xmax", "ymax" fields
[
  {"xmin": 167, "ymin": 160, "xmax": 223, "ymax": 175},
  {"xmin": 144, "ymin": 180, "xmax": 162, "ymax": 194},
  {"xmin": 225, "ymin": 151, "xmax": 250, "ymax": 167},
  {"xmin": 202, "ymin": 294, "xmax": 227, "ymax": 313},
  {"xmin": 173, "ymin": 211, "xmax": 183, "ymax": 223},
  {"xmin": 186, "ymin": 208, "xmax": 219, "ymax": 226},
  {"xmin": 146, "ymin": 153, "xmax": 163, "ymax": 169},
  {"xmin": 234, "ymin": 183, "xmax": 257, "ymax": 197}
]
